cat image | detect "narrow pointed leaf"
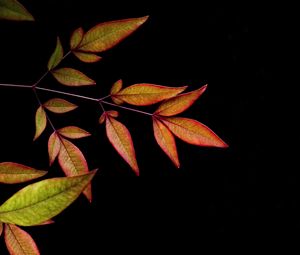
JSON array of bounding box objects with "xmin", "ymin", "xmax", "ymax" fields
[
  {"xmin": 33, "ymin": 106, "xmax": 47, "ymax": 141},
  {"xmin": 70, "ymin": 27, "xmax": 84, "ymax": 50},
  {"xmin": 32, "ymin": 219, "xmax": 54, "ymax": 226},
  {"xmin": 79, "ymin": 16, "xmax": 149, "ymax": 53},
  {"xmin": 58, "ymin": 138, "xmax": 92, "ymax": 202},
  {"xmin": 153, "ymin": 118, "xmax": 179, "ymax": 168},
  {"xmin": 0, "ymin": 162, "xmax": 47, "ymax": 184},
  {"xmin": 48, "ymin": 132, "xmax": 61, "ymax": 166},
  {"xmin": 110, "ymin": 79, "xmax": 123, "ymax": 95},
  {"xmin": 0, "ymin": 171, "xmax": 96, "ymax": 226},
  {"xmin": 99, "ymin": 113, "xmax": 106, "ymax": 124},
  {"xmin": 5, "ymin": 224, "xmax": 40, "ymax": 255},
  {"xmin": 161, "ymin": 117, "xmax": 228, "ymax": 148},
  {"xmin": 0, "ymin": 0, "xmax": 34, "ymax": 21},
  {"xmin": 51, "ymin": 68, "xmax": 96, "ymax": 86},
  {"xmin": 73, "ymin": 51, "xmax": 102, "ymax": 63},
  {"xmin": 0, "ymin": 222, "xmax": 3, "ymax": 236},
  {"xmin": 47, "ymin": 37, "xmax": 64, "ymax": 71},
  {"xmin": 99, "ymin": 111, "xmax": 119, "ymax": 124},
  {"xmin": 114, "ymin": 84, "xmax": 187, "ymax": 106},
  {"xmin": 106, "ymin": 116, "xmax": 139, "ymax": 175},
  {"xmin": 44, "ymin": 98, "xmax": 78, "ymax": 114},
  {"xmin": 155, "ymin": 85, "xmax": 207, "ymax": 116},
  {"xmin": 58, "ymin": 126, "xmax": 91, "ymax": 139}
]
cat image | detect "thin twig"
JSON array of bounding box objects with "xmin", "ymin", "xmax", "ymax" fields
[{"xmin": 0, "ymin": 83, "xmax": 32, "ymax": 89}]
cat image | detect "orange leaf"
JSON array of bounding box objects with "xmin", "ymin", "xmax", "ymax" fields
[
  {"xmin": 0, "ymin": 222, "xmax": 3, "ymax": 237},
  {"xmin": 32, "ymin": 220, "xmax": 55, "ymax": 226},
  {"xmin": 5, "ymin": 224, "xmax": 40, "ymax": 255},
  {"xmin": 161, "ymin": 117, "xmax": 228, "ymax": 148},
  {"xmin": 33, "ymin": 106, "xmax": 47, "ymax": 141},
  {"xmin": 106, "ymin": 116, "xmax": 139, "ymax": 175},
  {"xmin": 73, "ymin": 51, "xmax": 102, "ymax": 63},
  {"xmin": 58, "ymin": 126, "xmax": 91, "ymax": 139},
  {"xmin": 114, "ymin": 84, "xmax": 187, "ymax": 106},
  {"xmin": 48, "ymin": 132, "xmax": 61, "ymax": 166},
  {"xmin": 79, "ymin": 16, "xmax": 149, "ymax": 53},
  {"xmin": 155, "ymin": 85, "xmax": 207, "ymax": 116},
  {"xmin": 58, "ymin": 137, "xmax": 92, "ymax": 202},
  {"xmin": 99, "ymin": 111, "xmax": 119, "ymax": 124},
  {"xmin": 51, "ymin": 68, "xmax": 96, "ymax": 86},
  {"xmin": 44, "ymin": 98, "xmax": 78, "ymax": 114},
  {"xmin": 70, "ymin": 27, "xmax": 84, "ymax": 50},
  {"xmin": 153, "ymin": 117, "xmax": 179, "ymax": 168},
  {"xmin": 110, "ymin": 79, "xmax": 123, "ymax": 95}
]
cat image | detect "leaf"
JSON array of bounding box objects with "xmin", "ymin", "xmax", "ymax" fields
[
  {"xmin": 0, "ymin": 222, "xmax": 3, "ymax": 236},
  {"xmin": 0, "ymin": 0, "xmax": 34, "ymax": 21},
  {"xmin": 58, "ymin": 138, "xmax": 92, "ymax": 202},
  {"xmin": 153, "ymin": 118, "xmax": 179, "ymax": 168},
  {"xmin": 4, "ymin": 224, "xmax": 40, "ymax": 255},
  {"xmin": 161, "ymin": 117, "xmax": 228, "ymax": 148},
  {"xmin": 99, "ymin": 111, "xmax": 119, "ymax": 124},
  {"xmin": 48, "ymin": 132, "xmax": 61, "ymax": 166},
  {"xmin": 73, "ymin": 51, "xmax": 102, "ymax": 63},
  {"xmin": 33, "ymin": 106, "xmax": 47, "ymax": 141},
  {"xmin": 110, "ymin": 79, "xmax": 123, "ymax": 95},
  {"xmin": 32, "ymin": 219, "xmax": 54, "ymax": 226},
  {"xmin": 44, "ymin": 98, "xmax": 78, "ymax": 114},
  {"xmin": 106, "ymin": 116, "xmax": 139, "ymax": 175},
  {"xmin": 114, "ymin": 84, "xmax": 187, "ymax": 106},
  {"xmin": 47, "ymin": 37, "xmax": 64, "ymax": 71},
  {"xmin": 78, "ymin": 16, "xmax": 149, "ymax": 53},
  {"xmin": 70, "ymin": 27, "xmax": 84, "ymax": 50},
  {"xmin": 0, "ymin": 162, "xmax": 47, "ymax": 184},
  {"xmin": 58, "ymin": 126, "xmax": 91, "ymax": 139},
  {"xmin": 0, "ymin": 171, "xmax": 97, "ymax": 226},
  {"xmin": 155, "ymin": 85, "xmax": 207, "ymax": 116},
  {"xmin": 51, "ymin": 68, "xmax": 96, "ymax": 86}
]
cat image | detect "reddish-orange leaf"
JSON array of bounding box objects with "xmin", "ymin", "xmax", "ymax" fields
[
  {"xmin": 161, "ymin": 117, "xmax": 228, "ymax": 148},
  {"xmin": 70, "ymin": 27, "xmax": 84, "ymax": 50},
  {"xmin": 106, "ymin": 116, "xmax": 139, "ymax": 175},
  {"xmin": 48, "ymin": 132, "xmax": 61, "ymax": 166},
  {"xmin": 99, "ymin": 111, "xmax": 119, "ymax": 124},
  {"xmin": 33, "ymin": 106, "xmax": 47, "ymax": 141},
  {"xmin": 79, "ymin": 16, "xmax": 149, "ymax": 53},
  {"xmin": 110, "ymin": 79, "xmax": 123, "ymax": 95},
  {"xmin": 58, "ymin": 137, "xmax": 92, "ymax": 202},
  {"xmin": 73, "ymin": 51, "xmax": 102, "ymax": 63},
  {"xmin": 58, "ymin": 126, "xmax": 91, "ymax": 139},
  {"xmin": 0, "ymin": 222, "xmax": 3, "ymax": 237},
  {"xmin": 43, "ymin": 98, "xmax": 78, "ymax": 114},
  {"xmin": 155, "ymin": 85, "xmax": 207, "ymax": 116},
  {"xmin": 32, "ymin": 220, "xmax": 54, "ymax": 226},
  {"xmin": 153, "ymin": 117, "xmax": 179, "ymax": 168},
  {"xmin": 0, "ymin": 162, "xmax": 47, "ymax": 184},
  {"xmin": 51, "ymin": 68, "xmax": 96, "ymax": 86},
  {"xmin": 99, "ymin": 113, "xmax": 106, "ymax": 124},
  {"xmin": 114, "ymin": 84, "xmax": 187, "ymax": 106},
  {"xmin": 5, "ymin": 224, "xmax": 40, "ymax": 255}
]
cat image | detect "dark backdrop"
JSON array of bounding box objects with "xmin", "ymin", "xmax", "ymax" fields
[{"xmin": 0, "ymin": 0, "xmax": 279, "ymax": 253}]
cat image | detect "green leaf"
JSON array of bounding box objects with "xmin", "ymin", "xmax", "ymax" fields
[
  {"xmin": 58, "ymin": 126, "xmax": 91, "ymax": 139},
  {"xmin": 73, "ymin": 51, "xmax": 102, "ymax": 63},
  {"xmin": 43, "ymin": 98, "xmax": 78, "ymax": 114},
  {"xmin": 79, "ymin": 16, "xmax": 149, "ymax": 53},
  {"xmin": 70, "ymin": 27, "xmax": 84, "ymax": 50},
  {"xmin": 51, "ymin": 68, "xmax": 96, "ymax": 86},
  {"xmin": 0, "ymin": 0, "xmax": 34, "ymax": 21},
  {"xmin": 0, "ymin": 171, "xmax": 97, "ymax": 226},
  {"xmin": 33, "ymin": 106, "xmax": 47, "ymax": 141},
  {"xmin": 0, "ymin": 162, "xmax": 47, "ymax": 184},
  {"xmin": 47, "ymin": 37, "xmax": 64, "ymax": 71}
]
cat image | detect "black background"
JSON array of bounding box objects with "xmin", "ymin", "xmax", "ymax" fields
[{"xmin": 0, "ymin": 0, "xmax": 283, "ymax": 253}]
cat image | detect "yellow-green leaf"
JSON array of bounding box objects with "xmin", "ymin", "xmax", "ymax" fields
[
  {"xmin": 47, "ymin": 37, "xmax": 64, "ymax": 71},
  {"xmin": 154, "ymin": 85, "xmax": 207, "ymax": 116},
  {"xmin": 70, "ymin": 27, "xmax": 84, "ymax": 50},
  {"xmin": 58, "ymin": 126, "xmax": 91, "ymax": 139},
  {"xmin": 0, "ymin": 162, "xmax": 47, "ymax": 184},
  {"xmin": 0, "ymin": 0, "xmax": 34, "ymax": 21},
  {"xmin": 58, "ymin": 137, "xmax": 92, "ymax": 202},
  {"xmin": 79, "ymin": 16, "xmax": 149, "ymax": 53},
  {"xmin": 4, "ymin": 224, "xmax": 40, "ymax": 255},
  {"xmin": 73, "ymin": 51, "xmax": 102, "ymax": 63},
  {"xmin": 51, "ymin": 68, "xmax": 96, "ymax": 86},
  {"xmin": 43, "ymin": 98, "xmax": 78, "ymax": 114},
  {"xmin": 0, "ymin": 171, "xmax": 97, "ymax": 226},
  {"xmin": 33, "ymin": 106, "xmax": 47, "ymax": 141},
  {"xmin": 48, "ymin": 132, "xmax": 61, "ymax": 166},
  {"xmin": 114, "ymin": 83, "xmax": 187, "ymax": 106}
]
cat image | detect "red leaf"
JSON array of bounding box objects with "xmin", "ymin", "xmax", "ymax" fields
[
  {"xmin": 154, "ymin": 85, "xmax": 207, "ymax": 116},
  {"xmin": 58, "ymin": 126, "xmax": 91, "ymax": 139},
  {"xmin": 5, "ymin": 224, "xmax": 40, "ymax": 255},
  {"xmin": 153, "ymin": 117, "xmax": 179, "ymax": 168},
  {"xmin": 113, "ymin": 83, "xmax": 187, "ymax": 106},
  {"xmin": 70, "ymin": 27, "xmax": 84, "ymax": 50},
  {"xmin": 161, "ymin": 117, "xmax": 228, "ymax": 148},
  {"xmin": 51, "ymin": 68, "xmax": 96, "ymax": 86},
  {"xmin": 33, "ymin": 106, "xmax": 47, "ymax": 141},
  {"xmin": 99, "ymin": 111, "xmax": 119, "ymax": 124},
  {"xmin": 105, "ymin": 116, "xmax": 139, "ymax": 175},
  {"xmin": 48, "ymin": 132, "xmax": 61, "ymax": 166}
]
